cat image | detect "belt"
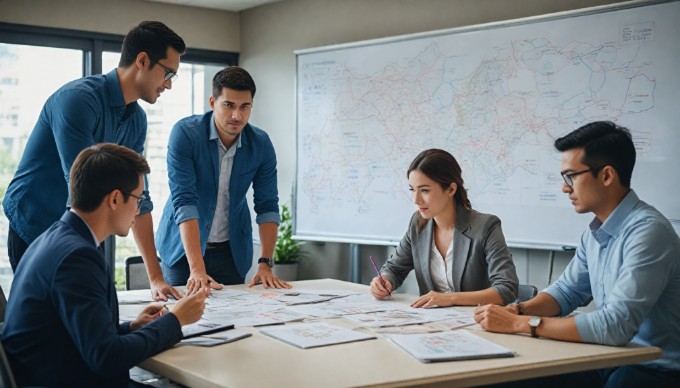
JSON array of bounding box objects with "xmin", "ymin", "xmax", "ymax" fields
[{"xmin": 206, "ymin": 241, "xmax": 230, "ymax": 250}]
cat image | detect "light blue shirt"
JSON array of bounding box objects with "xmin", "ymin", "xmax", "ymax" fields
[
  {"xmin": 207, "ymin": 118, "xmax": 240, "ymax": 243},
  {"xmin": 545, "ymin": 190, "xmax": 680, "ymax": 371}
]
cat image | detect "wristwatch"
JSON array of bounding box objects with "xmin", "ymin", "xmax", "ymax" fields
[
  {"xmin": 528, "ymin": 316, "xmax": 542, "ymax": 338},
  {"xmin": 258, "ymin": 257, "xmax": 274, "ymax": 268}
]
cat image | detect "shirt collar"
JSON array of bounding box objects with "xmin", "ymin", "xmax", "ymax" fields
[
  {"xmin": 589, "ymin": 189, "xmax": 639, "ymax": 240},
  {"xmin": 69, "ymin": 209, "xmax": 100, "ymax": 247},
  {"xmin": 210, "ymin": 113, "xmax": 242, "ymax": 149},
  {"xmin": 104, "ymin": 69, "xmax": 126, "ymax": 107}
]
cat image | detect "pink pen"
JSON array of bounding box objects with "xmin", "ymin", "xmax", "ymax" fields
[{"xmin": 369, "ymin": 256, "xmax": 391, "ymax": 296}]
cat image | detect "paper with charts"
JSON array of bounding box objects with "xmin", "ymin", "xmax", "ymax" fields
[
  {"xmin": 260, "ymin": 322, "xmax": 376, "ymax": 349},
  {"xmin": 388, "ymin": 330, "xmax": 515, "ymax": 363}
]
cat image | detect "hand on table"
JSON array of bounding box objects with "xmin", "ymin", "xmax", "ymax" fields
[
  {"xmin": 150, "ymin": 279, "xmax": 184, "ymax": 301},
  {"xmin": 186, "ymin": 270, "xmax": 223, "ymax": 296},
  {"xmin": 410, "ymin": 290, "xmax": 455, "ymax": 308},
  {"xmin": 248, "ymin": 268, "xmax": 292, "ymax": 289},
  {"xmin": 474, "ymin": 304, "xmax": 525, "ymax": 334}
]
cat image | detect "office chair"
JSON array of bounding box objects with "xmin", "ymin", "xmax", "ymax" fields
[
  {"xmin": 0, "ymin": 340, "xmax": 17, "ymax": 388},
  {"xmin": 125, "ymin": 256, "xmax": 151, "ymax": 290},
  {"xmin": 517, "ymin": 284, "xmax": 538, "ymax": 303}
]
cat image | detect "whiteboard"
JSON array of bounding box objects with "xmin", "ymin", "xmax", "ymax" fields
[{"xmin": 294, "ymin": 0, "xmax": 680, "ymax": 249}]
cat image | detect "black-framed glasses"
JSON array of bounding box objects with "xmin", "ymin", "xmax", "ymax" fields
[
  {"xmin": 156, "ymin": 61, "xmax": 178, "ymax": 82},
  {"xmin": 561, "ymin": 165, "xmax": 605, "ymax": 187},
  {"xmin": 125, "ymin": 192, "xmax": 147, "ymax": 209}
]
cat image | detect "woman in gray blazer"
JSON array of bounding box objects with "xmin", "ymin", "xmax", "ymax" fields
[{"xmin": 370, "ymin": 149, "xmax": 518, "ymax": 307}]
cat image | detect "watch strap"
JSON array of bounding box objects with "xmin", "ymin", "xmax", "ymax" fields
[{"xmin": 258, "ymin": 257, "xmax": 274, "ymax": 268}]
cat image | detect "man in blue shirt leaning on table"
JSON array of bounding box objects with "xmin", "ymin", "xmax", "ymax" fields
[
  {"xmin": 155, "ymin": 66, "xmax": 291, "ymax": 294},
  {"xmin": 1, "ymin": 144, "xmax": 207, "ymax": 387},
  {"xmin": 2, "ymin": 20, "xmax": 184, "ymax": 301},
  {"xmin": 475, "ymin": 121, "xmax": 680, "ymax": 387}
]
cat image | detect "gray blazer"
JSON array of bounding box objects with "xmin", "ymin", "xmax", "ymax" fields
[{"xmin": 381, "ymin": 205, "xmax": 519, "ymax": 304}]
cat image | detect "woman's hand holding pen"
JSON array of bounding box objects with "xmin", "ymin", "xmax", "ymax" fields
[{"xmin": 370, "ymin": 276, "xmax": 393, "ymax": 300}]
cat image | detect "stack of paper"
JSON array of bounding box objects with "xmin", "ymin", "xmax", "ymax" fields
[
  {"xmin": 260, "ymin": 322, "xmax": 376, "ymax": 349},
  {"xmin": 388, "ymin": 330, "xmax": 514, "ymax": 362}
]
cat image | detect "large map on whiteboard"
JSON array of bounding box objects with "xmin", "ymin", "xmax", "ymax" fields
[{"xmin": 295, "ymin": 2, "xmax": 680, "ymax": 247}]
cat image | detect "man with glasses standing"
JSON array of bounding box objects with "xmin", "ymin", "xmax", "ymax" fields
[
  {"xmin": 2, "ymin": 21, "xmax": 184, "ymax": 301},
  {"xmin": 474, "ymin": 121, "xmax": 680, "ymax": 386}
]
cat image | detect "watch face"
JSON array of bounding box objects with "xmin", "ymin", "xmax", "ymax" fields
[{"xmin": 529, "ymin": 316, "xmax": 541, "ymax": 327}]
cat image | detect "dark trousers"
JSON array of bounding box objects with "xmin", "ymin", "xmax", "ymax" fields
[
  {"xmin": 486, "ymin": 364, "xmax": 680, "ymax": 388},
  {"xmin": 7, "ymin": 226, "xmax": 29, "ymax": 272},
  {"xmin": 161, "ymin": 241, "xmax": 244, "ymax": 286}
]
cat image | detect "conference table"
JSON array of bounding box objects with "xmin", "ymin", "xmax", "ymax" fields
[{"xmin": 120, "ymin": 279, "xmax": 660, "ymax": 388}]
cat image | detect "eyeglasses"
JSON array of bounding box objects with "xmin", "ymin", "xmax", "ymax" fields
[
  {"xmin": 561, "ymin": 165, "xmax": 605, "ymax": 187},
  {"xmin": 156, "ymin": 61, "xmax": 178, "ymax": 83},
  {"xmin": 125, "ymin": 192, "xmax": 147, "ymax": 209}
]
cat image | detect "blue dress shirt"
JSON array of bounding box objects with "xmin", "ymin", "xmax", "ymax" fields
[
  {"xmin": 545, "ymin": 190, "xmax": 680, "ymax": 371},
  {"xmin": 2, "ymin": 69, "xmax": 151, "ymax": 245},
  {"xmin": 155, "ymin": 112, "xmax": 280, "ymax": 278}
]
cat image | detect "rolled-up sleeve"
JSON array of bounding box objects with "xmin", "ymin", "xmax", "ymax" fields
[
  {"xmin": 544, "ymin": 235, "xmax": 593, "ymax": 317},
  {"xmin": 252, "ymin": 135, "xmax": 280, "ymax": 225},
  {"xmin": 167, "ymin": 123, "xmax": 200, "ymax": 225}
]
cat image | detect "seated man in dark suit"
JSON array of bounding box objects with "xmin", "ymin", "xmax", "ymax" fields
[{"xmin": 1, "ymin": 143, "xmax": 208, "ymax": 386}]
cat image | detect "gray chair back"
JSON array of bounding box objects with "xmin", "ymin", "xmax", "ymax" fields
[
  {"xmin": 517, "ymin": 284, "xmax": 538, "ymax": 303},
  {"xmin": 125, "ymin": 256, "xmax": 151, "ymax": 290}
]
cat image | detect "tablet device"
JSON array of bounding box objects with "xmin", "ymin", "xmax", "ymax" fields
[{"xmin": 182, "ymin": 321, "xmax": 235, "ymax": 339}]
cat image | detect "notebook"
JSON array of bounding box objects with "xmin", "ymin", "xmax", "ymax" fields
[{"xmin": 388, "ymin": 330, "xmax": 515, "ymax": 363}]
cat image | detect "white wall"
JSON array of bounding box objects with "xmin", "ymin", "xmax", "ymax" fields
[
  {"xmin": 0, "ymin": 0, "xmax": 240, "ymax": 52},
  {"xmin": 238, "ymin": 0, "xmax": 628, "ymax": 289}
]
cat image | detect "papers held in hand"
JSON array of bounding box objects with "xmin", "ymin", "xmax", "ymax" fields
[
  {"xmin": 181, "ymin": 321, "xmax": 235, "ymax": 339},
  {"xmin": 388, "ymin": 330, "xmax": 515, "ymax": 363}
]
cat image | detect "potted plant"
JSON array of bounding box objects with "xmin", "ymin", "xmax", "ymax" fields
[{"xmin": 273, "ymin": 204, "xmax": 304, "ymax": 281}]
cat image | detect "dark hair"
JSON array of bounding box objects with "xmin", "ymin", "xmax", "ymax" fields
[
  {"xmin": 118, "ymin": 21, "xmax": 185, "ymax": 68},
  {"xmin": 212, "ymin": 66, "xmax": 256, "ymax": 99},
  {"xmin": 408, "ymin": 149, "xmax": 471, "ymax": 213},
  {"xmin": 554, "ymin": 121, "xmax": 636, "ymax": 188},
  {"xmin": 70, "ymin": 144, "xmax": 150, "ymax": 212}
]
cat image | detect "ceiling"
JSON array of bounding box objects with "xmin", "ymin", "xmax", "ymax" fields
[{"xmin": 143, "ymin": 0, "xmax": 283, "ymax": 12}]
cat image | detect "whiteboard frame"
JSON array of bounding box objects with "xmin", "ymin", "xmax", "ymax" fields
[{"xmin": 293, "ymin": 0, "xmax": 676, "ymax": 250}]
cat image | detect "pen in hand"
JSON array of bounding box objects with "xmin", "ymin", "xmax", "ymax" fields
[{"xmin": 369, "ymin": 255, "xmax": 391, "ymax": 297}]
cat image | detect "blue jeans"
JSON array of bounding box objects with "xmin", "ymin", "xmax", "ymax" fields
[
  {"xmin": 486, "ymin": 364, "xmax": 680, "ymax": 388},
  {"xmin": 161, "ymin": 241, "xmax": 245, "ymax": 286}
]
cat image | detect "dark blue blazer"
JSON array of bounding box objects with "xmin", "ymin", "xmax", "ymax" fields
[{"xmin": 1, "ymin": 211, "xmax": 183, "ymax": 387}]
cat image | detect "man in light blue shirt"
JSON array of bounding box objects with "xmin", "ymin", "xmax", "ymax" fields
[{"xmin": 475, "ymin": 121, "xmax": 680, "ymax": 386}]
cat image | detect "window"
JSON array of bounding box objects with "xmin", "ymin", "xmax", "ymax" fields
[
  {"xmin": 0, "ymin": 22, "xmax": 236, "ymax": 292},
  {"xmin": 0, "ymin": 43, "xmax": 83, "ymax": 292}
]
